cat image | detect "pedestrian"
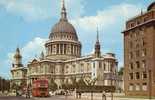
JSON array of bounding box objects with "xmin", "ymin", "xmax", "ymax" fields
[
  {"xmin": 79, "ymin": 92, "xmax": 81, "ymax": 99},
  {"xmin": 26, "ymin": 87, "xmax": 30, "ymax": 99}
]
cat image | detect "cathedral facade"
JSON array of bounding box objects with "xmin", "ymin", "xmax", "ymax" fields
[{"xmin": 11, "ymin": 0, "xmax": 118, "ymax": 89}]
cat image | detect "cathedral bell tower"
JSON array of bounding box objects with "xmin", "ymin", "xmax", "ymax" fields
[
  {"xmin": 94, "ymin": 29, "xmax": 101, "ymax": 58},
  {"xmin": 13, "ymin": 48, "xmax": 23, "ymax": 68}
]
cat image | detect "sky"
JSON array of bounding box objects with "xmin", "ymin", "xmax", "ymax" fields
[{"xmin": 0, "ymin": 0, "xmax": 154, "ymax": 79}]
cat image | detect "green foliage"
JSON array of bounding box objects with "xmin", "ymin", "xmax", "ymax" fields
[
  {"xmin": 84, "ymin": 77, "xmax": 97, "ymax": 86},
  {"xmin": 71, "ymin": 77, "xmax": 78, "ymax": 88},
  {"xmin": 77, "ymin": 78, "xmax": 87, "ymax": 88},
  {"xmin": 118, "ymin": 67, "xmax": 124, "ymax": 76},
  {"xmin": 11, "ymin": 82, "xmax": 20, "ymax": 90},
  {"xmin": 0, "ymin": 77, "xmax": 10, "ymax": 92},
  {"xmin": 49, "ymin": 79, "xmax": 57, "ymax": 91}
]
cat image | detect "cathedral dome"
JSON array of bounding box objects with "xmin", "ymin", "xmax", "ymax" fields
[
  {"xmin": 52, "ymin": 21, "xmax": 76, "ymax": 34},
  {"xmin": 49, "ymin": 20, "xmax": 78, "ymax": 41},
  {"xmin": 45, "ymin": 0, "xmax": 81, "ymax": 60}
]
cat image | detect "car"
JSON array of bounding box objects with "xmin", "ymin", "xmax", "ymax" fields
[{"xmin": 49, "ymin": 91, "xmax": 55, "ymax": 96}]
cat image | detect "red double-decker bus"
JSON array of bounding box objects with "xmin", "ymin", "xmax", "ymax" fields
[{"xmin": 32, "ymin": 79, "xmax": 49, "ymax": 97}]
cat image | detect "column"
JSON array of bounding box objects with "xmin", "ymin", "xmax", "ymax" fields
[
  {"xmin": 62, "ymin": 44, "xmax": 64, "ymax": 54},
  {"xmin": 75, "ymin": 46, "xmax": 77, "ymax": 55},
  {"xmin": 57, "ymin": 44, "xmax": 59, "ymax": 54},
  {"xmin": 72, "ymin": 45, "xmax": 75, "ymax": 55},
  {"xmin": 51, "ymin": 44, "xmax": 53, "ymax": 54},
  {"xmin": 59, "ymin": 44, "xmax": 61, "ymax": 54},
  {"xmin": 77, "ymin": 47, "xmax": 79, "ymax": 56},
  {"xmin": 64, "ymin": 44, "xmax": 66, "ymax": 54}
]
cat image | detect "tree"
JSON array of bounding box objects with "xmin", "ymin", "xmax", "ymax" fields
[
  {"xmin": 71, "ymin": 77, "xmax": 78, "ymax": 89},
  {"xmin": 84, "ymin": 77, "xmax": 97, "ymax": 100},
  {"xmin": 0, "ymin": 77, "xmax": 2, "ymax": 91},
  {"xmin": 77, "ymin": 78, "xmax": 87, "ymax": 89},
  {"xmin": 49, "ymin": 79, "xmax": 57, "ymax": 91},
  {"xmin": 118, "ymin": 67, "xmax": 124, "ymax": 76}
]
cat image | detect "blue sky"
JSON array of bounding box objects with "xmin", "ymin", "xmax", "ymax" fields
[{"xmin": 0, "ymin": 0, "xmax": 154, "ymax": 79}]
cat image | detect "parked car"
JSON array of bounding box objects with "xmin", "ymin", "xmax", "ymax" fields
[{"xmin": 49, "ymin": 91, "xmax": 55, "ymax": 96}]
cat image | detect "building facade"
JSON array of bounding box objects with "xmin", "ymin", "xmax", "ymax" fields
[
  {"xmin": 123, "ymin": 2, "xmax": 155, "ymax": 96},
  {"xmin": 11, "ymin": 0, "xmax": 118, "ymax": 89}
]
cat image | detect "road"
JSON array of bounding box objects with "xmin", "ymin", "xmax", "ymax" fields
[
  {"xmin": 0, "ymin": 96, "xmax": 155, "ymax": 100},
  {"xmin": 33, "ymin": 96, "xmax": 74, "ymax": 100},
  {"xmin": 0, "ymin": 96, "xmax": 74, "ymax": 100}
]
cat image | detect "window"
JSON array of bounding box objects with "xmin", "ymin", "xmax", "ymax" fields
[
  {"xmin": 142, "ymin": 49, "xmax": 146, "ymax": 57},
  {"xmin": 99, "ymin": 62, "xmax": 102, "ymax": 69},
  {"xmin": 144, "ymin": 17, "xmax": 148, "ymax": 22},
  {"xmin": 129, "ymin": 83, "xmax": 134, "ymax": 91},
  {"xmin": 129, "ymin": 73, "xmax": 134, "ymax": 80},
  {"xmin": 135, "ymin": 33, "xmax": 137, "ymax": 38},
  {"xmin": 51, "ymin": 67, "xmax": 54, "ymax": 73},
  {"xmin": 72, "ymin": 65, "xmax": 76, "ymax": 73},
  {"xmin": 130, "ymin": 42, "xmax": 133, "ymax": 48},
  {"xmin": 142, "ymin": 83, "xmax": 147, "ymax": 91},
  {"xmin": 136, "ymin": 61, "xmax": 140, "ymax": 68},
  {"xmin": 135, "ymin": 83, "xmax": 140, "ymax": 91},
  {"xmin": 81, "ymin": 64, "xmax": 84, "ymax": 73},
  {"xmin": 41, "ymin": 67, "xmax": 43, "ymax": 73},
  {"xmin": 142, "ymin": 60, "xmax": 146, "ymax": 68},
  {"xmin": 104, "ymin": 63, "xmax": 106, "ymax": 70},
  {"xmin": 142, "ymin": 72, "xmax": 147, "ymax": 79},
  {"xmin": 136, "ymin": 50, "xmax": 140, "ymax": 57},
  {"xmin": 136, "ymin": 72, "xmax": 140, "ymax": 79},
  {"xmin": 110, "ymin": 63, "xmax": 113, "ymax": 72},
  {"xmin": 130, "ymin": 34, "xmax": 133, "ymax": 38},
  {"xmin": 131, "ymin": 23, "xmax": 135, "ymax": 27},
  {"xmin": 129, "ymin": 63, "xmax": 133, "ymax": 70},
  {"xmin": 142, "ymin": 39, "xmax": 146, "ymax": 46},
  {"xmin": 87, "ymin": 63, "xmax": 90, "ymax": 72},
  {"xmin": 136, "ymin": 43, "xmax": 140, "ymax": 48},
  {"xmin": 93, "ymin": 62, "xmax": 95, "ymax": 69},
  {"xmin": 140, "ymin": 30, "xmax": 144, "ymax": 35},
  {"xmin": 129, "ymin": 52, "xmax": 133, "ymax": 59},
  {"xmin": 66, "ymin": 66, "xmax": 69, "ymax": 73}
]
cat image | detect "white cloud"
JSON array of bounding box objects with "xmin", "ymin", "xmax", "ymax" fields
[
  {"xmin": 0, "ymin": 0, "xmax": 85, "ymax": 22},
  {"xmin": 70, "ymin": 3, "xmax": 142, "ymax": 64},
  {"xmin": 21, "ymin": 37, "xmax": 47, "ymax": 63},
  {"xmin": 0, "ymin": 37, "xmax": 46, "ymax": 78},
  {"xmin": 8, "ymin": 37, "xmax": 47, "ymax": 65},
  {"xmin": 71, "ymin": 3, "xmax": 141, "ymax": 33}
]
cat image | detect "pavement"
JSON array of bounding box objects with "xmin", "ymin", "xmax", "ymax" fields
[
  {"xmin": 0, "ymin": 94, "xmax": 155, "ymax": 100},
  {"xmin": 0, "ymin": 96, "xmax": 35, "ymax": 100}
]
